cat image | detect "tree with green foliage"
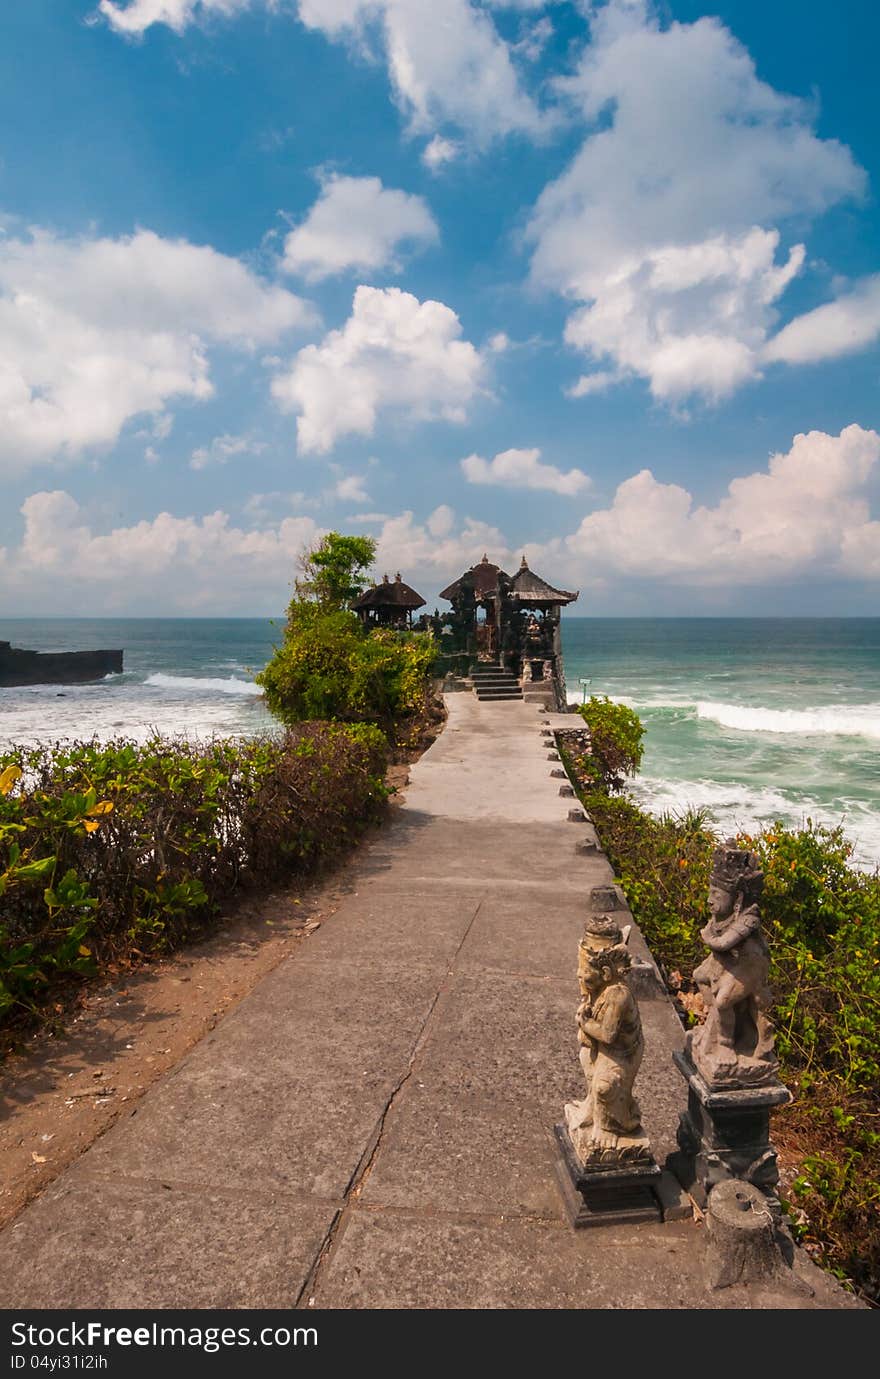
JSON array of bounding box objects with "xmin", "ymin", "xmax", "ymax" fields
[
  {"xmin": 257, "ymin": 535, "xmax": 436, "ymax": 738},
  {"xmin": 295, "ymin": 532, "xmax": 376, "ymax": 609}
]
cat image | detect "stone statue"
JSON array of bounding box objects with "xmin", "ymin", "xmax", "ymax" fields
[
  {"xmin": 689, "ymin": 843, "xmax": 777, "ymax": 1088},
  {"xmin": 564, "ymin": 926, "xmax": 651, "ymax": 1165}
]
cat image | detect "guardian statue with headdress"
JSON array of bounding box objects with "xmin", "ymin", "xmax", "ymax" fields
[{"xmin": 689, "ymin": 842, "xmax": 777, "ymax": 1088}]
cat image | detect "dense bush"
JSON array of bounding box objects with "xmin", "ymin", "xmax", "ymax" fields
[
  {"xmin": 575, "ymin": 788, "xmax": 712, "ymax": 977},
  {"xmin": 0, "ymin": 723, "xmax": 388, "ymax": 1035},
  {"xmin": 257, "ymin": 603, "xmax": 436, "ymax": 741},
  {"xmin": 559, "ymin": 703, "xmax": 880, "ymax": 1301},
  {"xmin": 572, "ymin": 695, "xmax": 645, "ymax": 792}
]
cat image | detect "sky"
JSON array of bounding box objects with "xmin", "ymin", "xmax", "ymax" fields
[{"xmin": 1, "ymin": 0, "xmax": 879, "ymax": 616}]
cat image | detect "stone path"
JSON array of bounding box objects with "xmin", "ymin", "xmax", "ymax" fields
[{"xmin": 0, "ymin": 696, "xmax": 857, "ymax": 1309}]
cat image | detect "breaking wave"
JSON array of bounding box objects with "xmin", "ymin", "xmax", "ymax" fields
[
  {"xmin": 566, "ymin": 691, "xmax": 880, "ymax": 740},
  {"xmin": 145, "ymin": 673, "xmax": 262, "ymax": 696},
  {"xmin": 694, "ymin": 701, "xmax": 880, "ymax": 740},
  {"xmin": 630, "ymin": 774, "xmax": 880, "ymax": 870}
]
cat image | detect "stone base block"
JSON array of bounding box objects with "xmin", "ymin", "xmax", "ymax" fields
[
  {"xmin": 670, "ymin": 1050, "xmax": 791, "ymax": 1209},
  {"xmin": 553, "ymin": 1125, "xmax": 664, "ymax": 1229}
]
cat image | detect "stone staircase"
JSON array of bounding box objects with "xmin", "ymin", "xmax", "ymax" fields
[{"xmin": 471, "ymin": 662, "xmax": 523, "ymax": 701}]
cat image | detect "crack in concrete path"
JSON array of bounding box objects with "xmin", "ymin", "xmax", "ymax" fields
[{"xmin": 293, "ymin": 897, "xmax": 485, "ymax": 1309}]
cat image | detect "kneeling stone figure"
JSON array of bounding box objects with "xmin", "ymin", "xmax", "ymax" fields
[{"xmin": 564, "ymin": 930, "xmax": 652, "ymax": 1166}]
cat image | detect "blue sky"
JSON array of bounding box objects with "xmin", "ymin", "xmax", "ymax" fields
[{"xmin": 1, "ymin": 0, "xmax": 879, "ymax": 615}]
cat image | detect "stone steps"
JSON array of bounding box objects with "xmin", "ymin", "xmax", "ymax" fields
[{"xmin": 471, "ymin": 663, "xmax": 523, "ymax": 701}]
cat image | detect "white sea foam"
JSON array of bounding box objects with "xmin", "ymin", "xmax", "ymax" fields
[
  {"xmin": 566, "ymin": 690, "xmax": 880, "ymax": 740},
  {"xmin": 694, "ymin": 701, "xmax": 880, "ymax": 740},
  {"xmin": 630, "ymin": 774, "xmax": 880, "ymax": 869},
  {"xmin": 145, "ymin": 673, "xmax": 262, "ymax": 696}
]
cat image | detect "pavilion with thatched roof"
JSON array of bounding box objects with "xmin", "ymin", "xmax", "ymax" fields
[
  {"xmin": 437, "ymin": 553, "xmax": 578, "ymax": 709},
  {"xmin": 352, "ymin": 572, "xmax": 426, "ymax": 629}
]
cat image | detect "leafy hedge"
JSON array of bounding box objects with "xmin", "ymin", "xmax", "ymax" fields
[
  {"xmin": 558, "ymin": 702, "xmax": 880, "ymax": 1302},
  {"xmin": 256, "ymin": 604, "xmax": 437, "ymax": 744},
  {"xmin": 572, "ymin": 695, "xmax": 645, "ymax": 792},
  {"xmin": 0, "ymin": 723, "xmax": 389, "ymax": 1036}
]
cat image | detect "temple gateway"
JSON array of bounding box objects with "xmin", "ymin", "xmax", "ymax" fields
[
  {"xmin": 437, "ymin": 554, "xmax": 578, "ymax": 709},
  {"xmin": 354, "ymin": 554, "xmax": 578, "ymax": 709}
]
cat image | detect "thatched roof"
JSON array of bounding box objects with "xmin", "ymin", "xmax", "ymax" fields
[
  {"xmin": 509, "ymin": 556, "xmax": 578, "ymax": 606},
  {"xmin": 352, "ymin": 572, "xmax": 426, "ymax": 611},
  {"xmin": 439, "ymin": 554, "xmax": 510, "ymax": 602}
]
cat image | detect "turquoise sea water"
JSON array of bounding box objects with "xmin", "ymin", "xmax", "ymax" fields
[
  {"xmin": 1, "ymin": 616, "xmax": 878, "ymax": 866},
  {"xmin": 562, "ymin": 619, "xmax": 880, "ymax": 868}
]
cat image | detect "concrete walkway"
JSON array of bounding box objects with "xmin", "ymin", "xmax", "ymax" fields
[{"xmin": 0, "ymin": 696, "xmax": 856, "ymax": 1309}]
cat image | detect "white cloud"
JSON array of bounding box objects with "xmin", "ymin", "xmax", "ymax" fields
[
  {"xmin": 152, "ymin": 412, "xmax": 174, "ymax": 441},
  {"xmin": 427, "ymin": 503, "xmax": 454, "ymax": 537},
  {"xmin": 297, "ymin": 0, "xmax": 548, "ymax": 143},
  {"xmin": 528, "ymin": 0, "xmax": 864, "ymax": 402},
  {"xmin": 564, "ymin": 425, "xmax": 880, "ymax": 583},
  {"xmin": 487, "ymin": 332, "xmax": 510, "ymax": 353},
  {"xmin": 461, "ymin": 445, "xmax": 591, "ymax": 495},
  {"xmin": 103, "ymin": 0, "xmax": 548, "ymax": 144},
  {"xmin": 243, "ymin": 489, "xmax": 314, "ymax": 523},
  {"xmin": 1, "ymin": 492, "xmax": 509, "ymax": 613},
  {"xmin": 0, "ymin": 227, "xmax": 313, "ymax": 470},
  {"xmin": 764, "ymin": 275, "xmax": 880, "ymax": 366},
  {"xmin": 6, "ymin": 489, "xmax": 321, "ymax": 613},
  {"xmin": 190, "ymin": 433, "xmax": 267, "ymax": 470},
  {"xmin": 271, "ymin": 285, "xmax": 486, "ymax": 454},
  {"xmin": 332, "ymin": 473, "xmax": 371, "ymax": 502},
  {"xmin": 6, "ymin": 427, "xmax": 880, "ymax": 614},
  {"xmin": 562, "ymin": 229, "xmax": 805, "ymax": 403},
  {"xmin": 98, "ymin": 0, "xmax": 252, "ymax": 35},
  {"xmin": 422, "ymin": 136, "xmax": 460, "ymax": 171},
  {"xmin": 513, "ymin": 15, "xmax": 554, "ymax": 63},
  {"xmin": 371, "ymin": 507, "xmax": 511, "ymax": 580},
  {"xmin": 282, "ymin": 174, "xmax": 438, "ymax": 282},
  {"xmin": 565, "ymin": 369, "xmax": 619, "ymax": 398}
]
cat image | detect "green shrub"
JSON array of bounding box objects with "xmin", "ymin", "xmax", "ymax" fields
[
  {"xmin": 257, "ymin": 603, "xmax": 436, "ymax": 739},
  {"xmin": 573, "ymin": 695, "xmax": 645, "ymax": 792},
  {"xmin": 575, "ymin": 786, "xmax": 712, "ymax": 978},
  {"xmin": 561, "ymin": 713, "xmax": 880, "ymax": 1300},
  {"xmin": 0, "ymin": 723, "xmax": 389, "ymax": 1035}
]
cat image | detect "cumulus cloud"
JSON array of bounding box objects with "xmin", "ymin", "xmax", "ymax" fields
[
  {"xmin": 190, "ymin": 433, "xmax": 267, "ymax": 471},
  {"xmin": 764, "ymin": 275, "xmax": 880, "ymax": 366},
  {"xmin": 371, "ymin": 507, "xmax": 511, "ymax": 580},
  {"xmin": 1, "ymin": 491, "xmax": 518, "ymax": 613},
  {"xmin": 332, "ymin": 473, "xmax": 371, "ymax": 502},
  {"xmin": 564, "ymin": 425, "xmax": 880, "ymax": 583},
  {"xmin": 422, "ymin": 136, "xmax": 460, "ymax": 171},
  {"xmin": 461, "ymin": 446, "xmax": 591, "ymax": 495},
  {"xmin": 0, "ymin": 227, "xmax": 313, "ymax": 470},
  {"xmin": 103, "ymin": 0, "xmax": 547, "ymax": 144},
  {"xmin": 6, "ymin": 488, "xmax": 322, "ymax": 612},
  {"xmin": 271, "ymin": 285, "xmax": 486, "ymax": 454},
  {"xmin": 282, "ymin": 174, "xmax": 438, "ymax": 282},
  {"xmin": 98, "ymin": 0, "xmax": 252, "ymax": 35},
  {"xmin": 565, "ymin": 369, "xmax": 619, "ymax": 398},
  {"xmin": 528, "ymin": 0, "xmax": 864, "ymax": 402},
  {"xmin": 487, "ymin": 332, "xmax": 510, "ymax": 353},
  {"xmin": 298, "ymin": 0, "xmax": 548, "ymax": 143},
  {"xmin": 7, "ymin": 427, "xmax": 880, "ymax": 614}
]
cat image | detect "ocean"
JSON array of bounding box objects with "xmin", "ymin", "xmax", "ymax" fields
[
  {"xmin": 1, "ymin": 616, "xmax": 878, "ymax": 868},
  {"xmin": 562, "ymin": 618, "xmax": 880, "ymax": 869}
]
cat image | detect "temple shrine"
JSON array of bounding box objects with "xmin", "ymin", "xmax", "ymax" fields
[
  {"xmin": 355, "ymin": 554, "xmax": 577, "ymax": 709},
  {"xmin": 352, "ymin": 572, "xmax": 426, "ymax": 629}
]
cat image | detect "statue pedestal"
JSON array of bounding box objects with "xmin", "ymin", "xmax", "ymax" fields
[
  {"xmin": 669, "ymin": 1050, "xmax": 791, "ymax": 1209},
  {"xmin": 553, "ymin": 1124, "xmax": 666, "ymax": 1228}
]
